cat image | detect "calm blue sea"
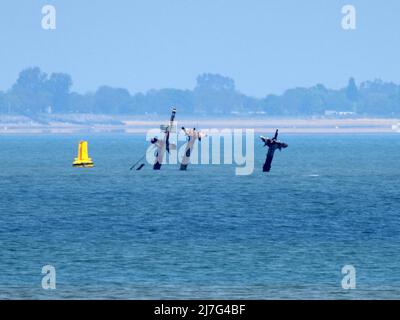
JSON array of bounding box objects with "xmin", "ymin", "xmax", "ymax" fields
[{"xmin": 0, "ymin": 134, "xmax": 399, "ymax": 299}]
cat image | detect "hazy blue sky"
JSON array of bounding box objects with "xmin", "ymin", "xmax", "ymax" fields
[{"xmin": 0, "ymin": 0, "xmax": 399, "ymax": 97}]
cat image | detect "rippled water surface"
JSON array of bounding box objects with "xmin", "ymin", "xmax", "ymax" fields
[{"xmin": 0, "ymin": 134, "xmax": 399, "ymax": 299}]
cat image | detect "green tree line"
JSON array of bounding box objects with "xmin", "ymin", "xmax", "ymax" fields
[{"xmin": 1, "ymin": 67, "xmax": 399, "ymax": 116}]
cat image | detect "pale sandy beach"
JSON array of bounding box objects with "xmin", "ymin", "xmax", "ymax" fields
[{"xmin": 0, "ymin": 114, "xmax": 399, "ymax": 134}]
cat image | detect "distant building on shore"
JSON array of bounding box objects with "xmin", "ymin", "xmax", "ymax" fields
[{"xmin": 324, "ymin": 110, "xmax": 356, "ymax": 117}]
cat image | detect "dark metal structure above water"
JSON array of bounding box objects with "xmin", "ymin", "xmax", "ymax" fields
[
  {"xmin": 151, "ymin": 107, "xmax": 177, "ymax": 170},
  {"xmin": 260, "ymin": 129, "xmax": 288, "ymax": 172}
]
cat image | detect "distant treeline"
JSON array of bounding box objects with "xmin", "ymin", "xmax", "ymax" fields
[{"xmin": 0, "ymin": 67, "xmax": 399, "ymax": 116}]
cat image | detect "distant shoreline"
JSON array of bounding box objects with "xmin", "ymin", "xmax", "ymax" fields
[{"xmin": 1, "ymin": 115, "xmax": 399, "ymax": 134}]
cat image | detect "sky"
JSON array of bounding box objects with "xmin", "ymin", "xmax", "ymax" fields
[{"xmin": 0, "ymin": 0, "xmax": 400, "ymax": 97}]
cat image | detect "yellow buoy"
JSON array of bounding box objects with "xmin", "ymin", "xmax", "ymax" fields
[{"xmin": 73, "ymin": 141, "xmax": 94, "ymax": 168}]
